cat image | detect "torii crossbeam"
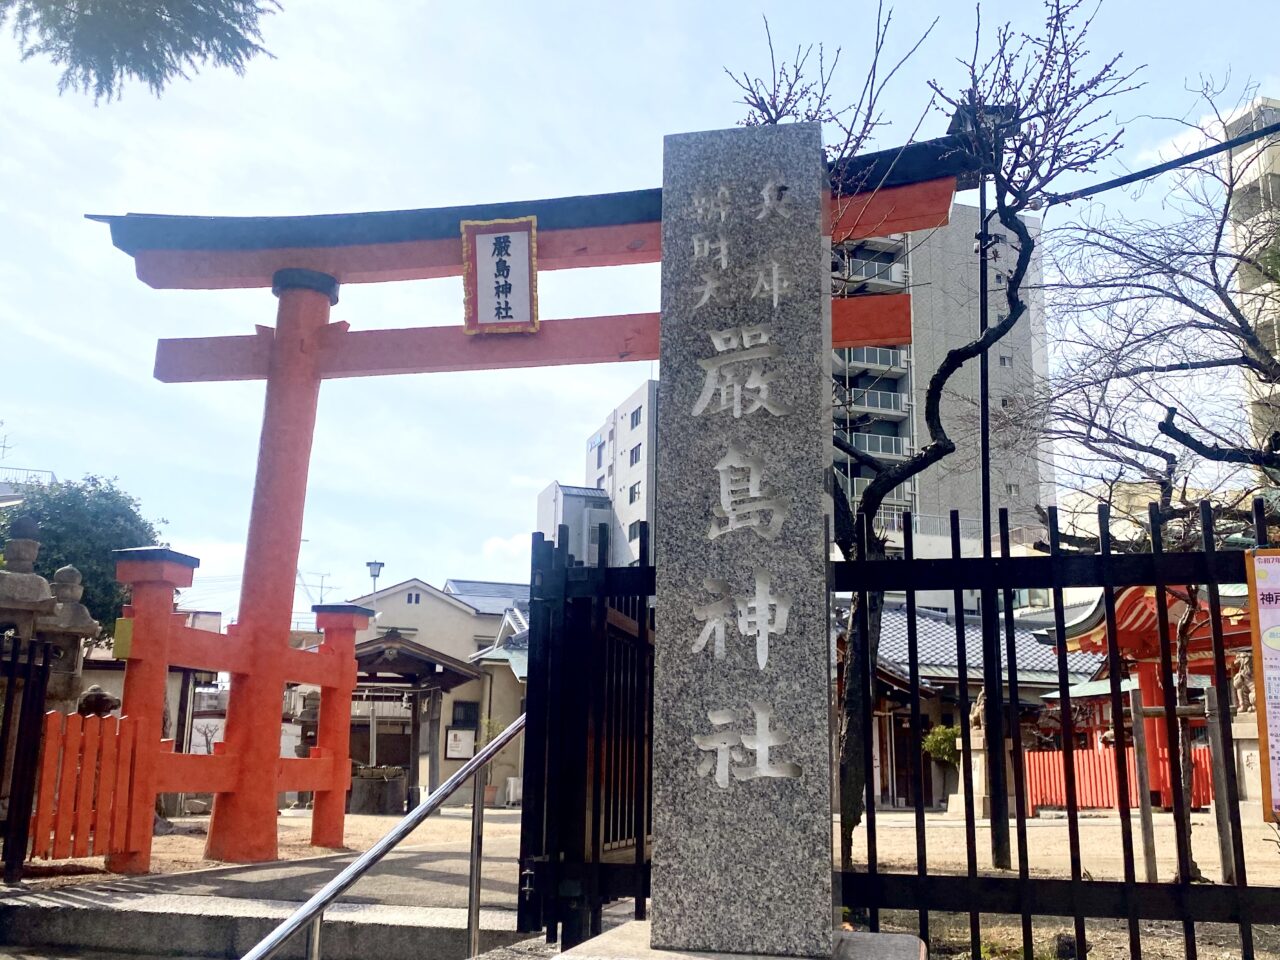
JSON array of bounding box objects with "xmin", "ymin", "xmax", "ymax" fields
[{"xmin": 90, "ymin": 134, "xmax": 972, "ymax": 864}]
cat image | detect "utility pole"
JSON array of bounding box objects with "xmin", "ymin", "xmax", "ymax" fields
[{"xmin": 976, "ymin": 139, "xmax": 1011, "ymax": 873}]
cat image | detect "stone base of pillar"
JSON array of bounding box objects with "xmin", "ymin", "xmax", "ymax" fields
[
  {"xmin": 942, "ymin": 732, "xmax": 1015, "ymax": 821},
  {"xmin": 560, "ymin": 921, "xmax": 925, "ymax": 960}
]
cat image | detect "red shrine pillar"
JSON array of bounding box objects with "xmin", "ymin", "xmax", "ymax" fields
[
  {"xmin": 1138, "ymin": 660, "xmax": 1168, "ymax": 804},
  {"xmin": 310, "ymin": 603, "xmax": 368, "ymax": 848},
  {"xmin": 108, "ymin": 548, "xmax": 198, "ymax": 873},
  {"xmin": 206, "ymin": 269, "xmax": 338, "ymax": 862}
]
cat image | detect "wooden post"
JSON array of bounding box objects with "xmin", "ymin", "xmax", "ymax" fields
[
  {"xmin": 1129, "ymin": 688, "xmax": 1158, "ymax": 882},
  {"xmin": 1204, "ymin": 687, "xmax": 1236, "ymax": 884},
  {"xmin": 310, "ymin": 603, "xmax": 369, "ymax": 848},
  {"xmin": 107, "ymin": 547, "xmax": 199, "ymax": 873},
  {"xmin": 408, "ymin": 689, "xmax": 423, "ymax": 809}
]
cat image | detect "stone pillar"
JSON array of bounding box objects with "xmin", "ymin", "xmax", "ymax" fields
[{"xmin": 652, "ymin": 122, "xmax": 832, "ymax": 957}]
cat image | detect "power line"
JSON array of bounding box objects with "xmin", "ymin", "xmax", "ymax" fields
[{"xmin": 1046, "ymin": 117, "xmax": 1280, "ymax": 208}]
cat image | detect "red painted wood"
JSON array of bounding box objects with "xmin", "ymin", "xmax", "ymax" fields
[
  {"xmin": 72, "ymin": 717, "xmax": 101, "ymax": 857},
  {"xmin": 1024, "ymin": 746, "xmax": 1212, "ymax": 814},
  {"xmin": 830, "ymin": 177, "xmax": 956, "ymax": 242},
  {"xmin": 95, "ymin": 719, "xmax": 120, "ymax": 856},
  {"xmin": 154, "ymin": 753, "xmax": 238, "ymax": 794},
  {"xmin": 133, "ymin": 222, "xmax": 663, "ymax": 290},
  {"xmin": 153, "ymin": 296, "xmax": 914, "ymax": 385},
  {"xmin": 112, "ymin": 719, "xmax": 136, "ymax": 855},
  {"xmin": 30, "ymin": 712, "xmax": 62, "ymax": 859},
  {"xmin": 832, "ymin": 294, "xmax": 912, "ymax": 348},
  {"xmin": 51, "ymin": 715, "xmax": 82, "ymax": 860},
  {"xmin": 124, "ymin": 179, "xmax": 955, "ymax": 291}
]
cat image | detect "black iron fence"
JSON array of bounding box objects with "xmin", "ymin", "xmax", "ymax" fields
[
  {"xmin": 833, "ymin": 501, "xmax": 1275, "ymax": 960},
  {"xmin": 0, "ymin": 634, "xmax": 54, "ymax": 882},
  {"xmin": 520, "ymin": 502, "xmax": 1274, "ymax": 959}
]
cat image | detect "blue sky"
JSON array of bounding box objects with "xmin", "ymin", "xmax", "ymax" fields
[{"xmin": 3, "ymin": 1, "xmax": 1276, "ymax": 624}]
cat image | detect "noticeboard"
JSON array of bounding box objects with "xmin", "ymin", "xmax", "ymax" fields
[{"xmin": 1244, "ymin": 548, "xmax": 1280, "ymax": 822}]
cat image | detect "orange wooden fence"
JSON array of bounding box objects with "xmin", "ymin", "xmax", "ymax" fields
[
  {"xmin": 1025, "ymin": 746, "xmax": 1212, "ymax": 814},
  {"xmin": 30, "ymin": 713, "xmax": 137, "ymax": 860}
]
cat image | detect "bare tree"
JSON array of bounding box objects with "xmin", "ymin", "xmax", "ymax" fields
[
  {"xmin": 729, "ymin": 0, "xmax": 1139, "ymax": 865},
  {"xmin": 1025, "ymin": 80, "xmax": 1280, "ymax": 877},
  {"xmin": 194, "ymin": 721, "xmax": 221, "ymax": 755},
  {"xmin": 1048, "ymin": 80, "xmax": 1280, "ymax": 477}
]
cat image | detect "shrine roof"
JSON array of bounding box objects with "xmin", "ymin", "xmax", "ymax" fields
[
  {"xmin": 88, "ymin": 189, "xmax": 663, "ymax": 255},
  {"xmin": 87, "ymin": 135, "xmax": 978, "ymax": 259},
  {"xmin": 877, "ymin": 603, "xmax": 1099, "ymax": 687}
]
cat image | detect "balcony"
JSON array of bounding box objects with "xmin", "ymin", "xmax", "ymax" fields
[
  {"xmin": 835, "ymin": 471, "xmax": 914, "ymax": 506},
  {"xmin": 836, "ymin": 346, "xmax": 909, "ymax": 379},
  {"xmin": 833, "ymin": 252, "xmax": 907, "ymax": 294},
  {"xmin": 833, "ymin": 382, "xmax": 909, "ymax": 421},
  {"xmin": 834, "ymin": 429, "xmax": 910, "ymax": 461}
]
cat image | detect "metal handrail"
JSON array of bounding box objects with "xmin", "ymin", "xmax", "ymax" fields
[{"xmin": 241, "ymin": 713, "xmax": 527, "ymax": 960}]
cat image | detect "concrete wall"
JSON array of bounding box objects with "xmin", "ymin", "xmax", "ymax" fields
[
  {"xmin": 907, "ymin": 202, "xmax": 1049, "ymax": 529},
  {"xmin": 479, "ymin": 664, "xmax": 526, "ymax": 800}
]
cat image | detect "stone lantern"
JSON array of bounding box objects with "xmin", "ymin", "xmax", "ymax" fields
[{"xmin": 36, "ymin": 564, "xmax": 100, "ymax": 714}]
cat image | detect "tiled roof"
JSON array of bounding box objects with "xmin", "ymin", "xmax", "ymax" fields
[
  {"xmin": 444, "ymin": 579, "xmax": 530, "ymax": 615},
  {"xmin": 444, "ymin": 579, "xmax": 530, "ymax": 598},
  {"xmin": 877, "ymin": 603, "xmax": 1098, "ymax": 687},
  {"xmin": 472, "ymin": 628, "xmax": 530, "ymax": 680}
]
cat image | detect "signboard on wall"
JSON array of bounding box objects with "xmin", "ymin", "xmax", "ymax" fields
[
  {"xmin": 461, "ymin": 216, "xmax": 538, "ymax": 334},
  {"xmin": 1245, "ymin": 548, "xmax": 1280, "ymax": 822},
  {"xmin": 445, "ymin": 726, "xmax": 476, "ymax": 760}
]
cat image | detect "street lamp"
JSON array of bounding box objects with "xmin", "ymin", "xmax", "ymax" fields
[
  {"xmin": 365, "ymin": 561, "xmax": 384, "ymax": 767},
  {"xmin": 366, "ymin": 560, "xmax": 384, "ymax": 619}
]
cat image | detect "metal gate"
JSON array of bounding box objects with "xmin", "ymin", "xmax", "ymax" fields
[
  {"xmin": 0, "ymin": 635, "xmax": 54, "ymax": 882},
  {"xmin": 517, "ymin": 522, "xmax": 653, "ymax": 948}
]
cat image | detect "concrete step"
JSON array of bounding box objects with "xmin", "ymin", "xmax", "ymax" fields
[{"xmin": 0, "ymin": 888, "xmax": 525, "ymax": 960}]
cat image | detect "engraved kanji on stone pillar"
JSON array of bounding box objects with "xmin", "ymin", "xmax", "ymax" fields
[{"xmin": 653, "ymin": 122, "xmax": 833, "ymax": 957}]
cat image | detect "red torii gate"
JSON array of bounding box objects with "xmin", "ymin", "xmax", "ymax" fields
[{"xmin": 91, "ymin": 137, "xmax": 969, "ymax": 864}]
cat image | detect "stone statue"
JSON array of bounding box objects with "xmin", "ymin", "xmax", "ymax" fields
[
  {"xmin": 77, "ymin": 684, "xmax": 121, "ymax": 717},
  {"xmin": 1232, "ymin": 651, "xmax": 1256, "ymax": 714},
  {"xmin": 970, "ymin": 687, "xmax": 986, "ymax": 731}
]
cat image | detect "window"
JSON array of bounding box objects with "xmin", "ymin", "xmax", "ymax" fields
[
  {"xmin": 999, "ymin": 354, "xmax": 1012, "ymax": 368},
  {"xmin": 629, "ymin": 481, "xmax": 641, "ymax": 504},
  {"xmin": 629, "ymin": 443, "xmax": 642, "ymax": 466},
  {"xmin": 1006, "ymin": 483, "xmax": 1021, "ymax": 497},
  {"xmin": 406, "ymin": 592, "xmax": 421, "ymax": 605},
  {"xmin": 995, "ymin": 271, "xmax": 1006, "ymax": 286},
  {"xmin": 596, "ymin": 445, "xmax": 603, "ymax": 469},
  {"xmin": 1000, "ymin": 397, "xmax": 1011, "ymax": 408},
  {"xmin": 596, "ymin": 475, "xmax": 606, "ymax": 489},
  {"xmin": 630, "ymin": 406, "xmax": 643, "ymax": 429},
  {"xmin": 628, "ymin": 520, "xmax": 642, "ymax": 541},
  {"xmin": 608, "ymin": 427, "xmax": 614, "ymax": 442},
  {"xmin": 452, "ymin": 700, "xmax": 480, "ymax": 729}
]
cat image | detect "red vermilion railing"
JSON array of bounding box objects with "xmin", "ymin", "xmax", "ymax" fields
[{"xmin": 1024, "ymin": 745, "xmax": 1212, "ymax": 814}]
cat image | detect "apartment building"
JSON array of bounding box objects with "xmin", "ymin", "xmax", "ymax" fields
[
  {"xmin": 832, "ymin": 201, "xmax": 1053, "ymax": 552},
  {"xmin": 1226, "ymin": 96, "xmax": 1280, "ymax": 443},
  {"xmin": 538, "ymin": 380, "xmax": 658, "ymax": 567}
]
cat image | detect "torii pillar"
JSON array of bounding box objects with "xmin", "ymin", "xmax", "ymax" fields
[{"xmin": 206, "ymin": 269, "xmax": 338, "ymax": 861}]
